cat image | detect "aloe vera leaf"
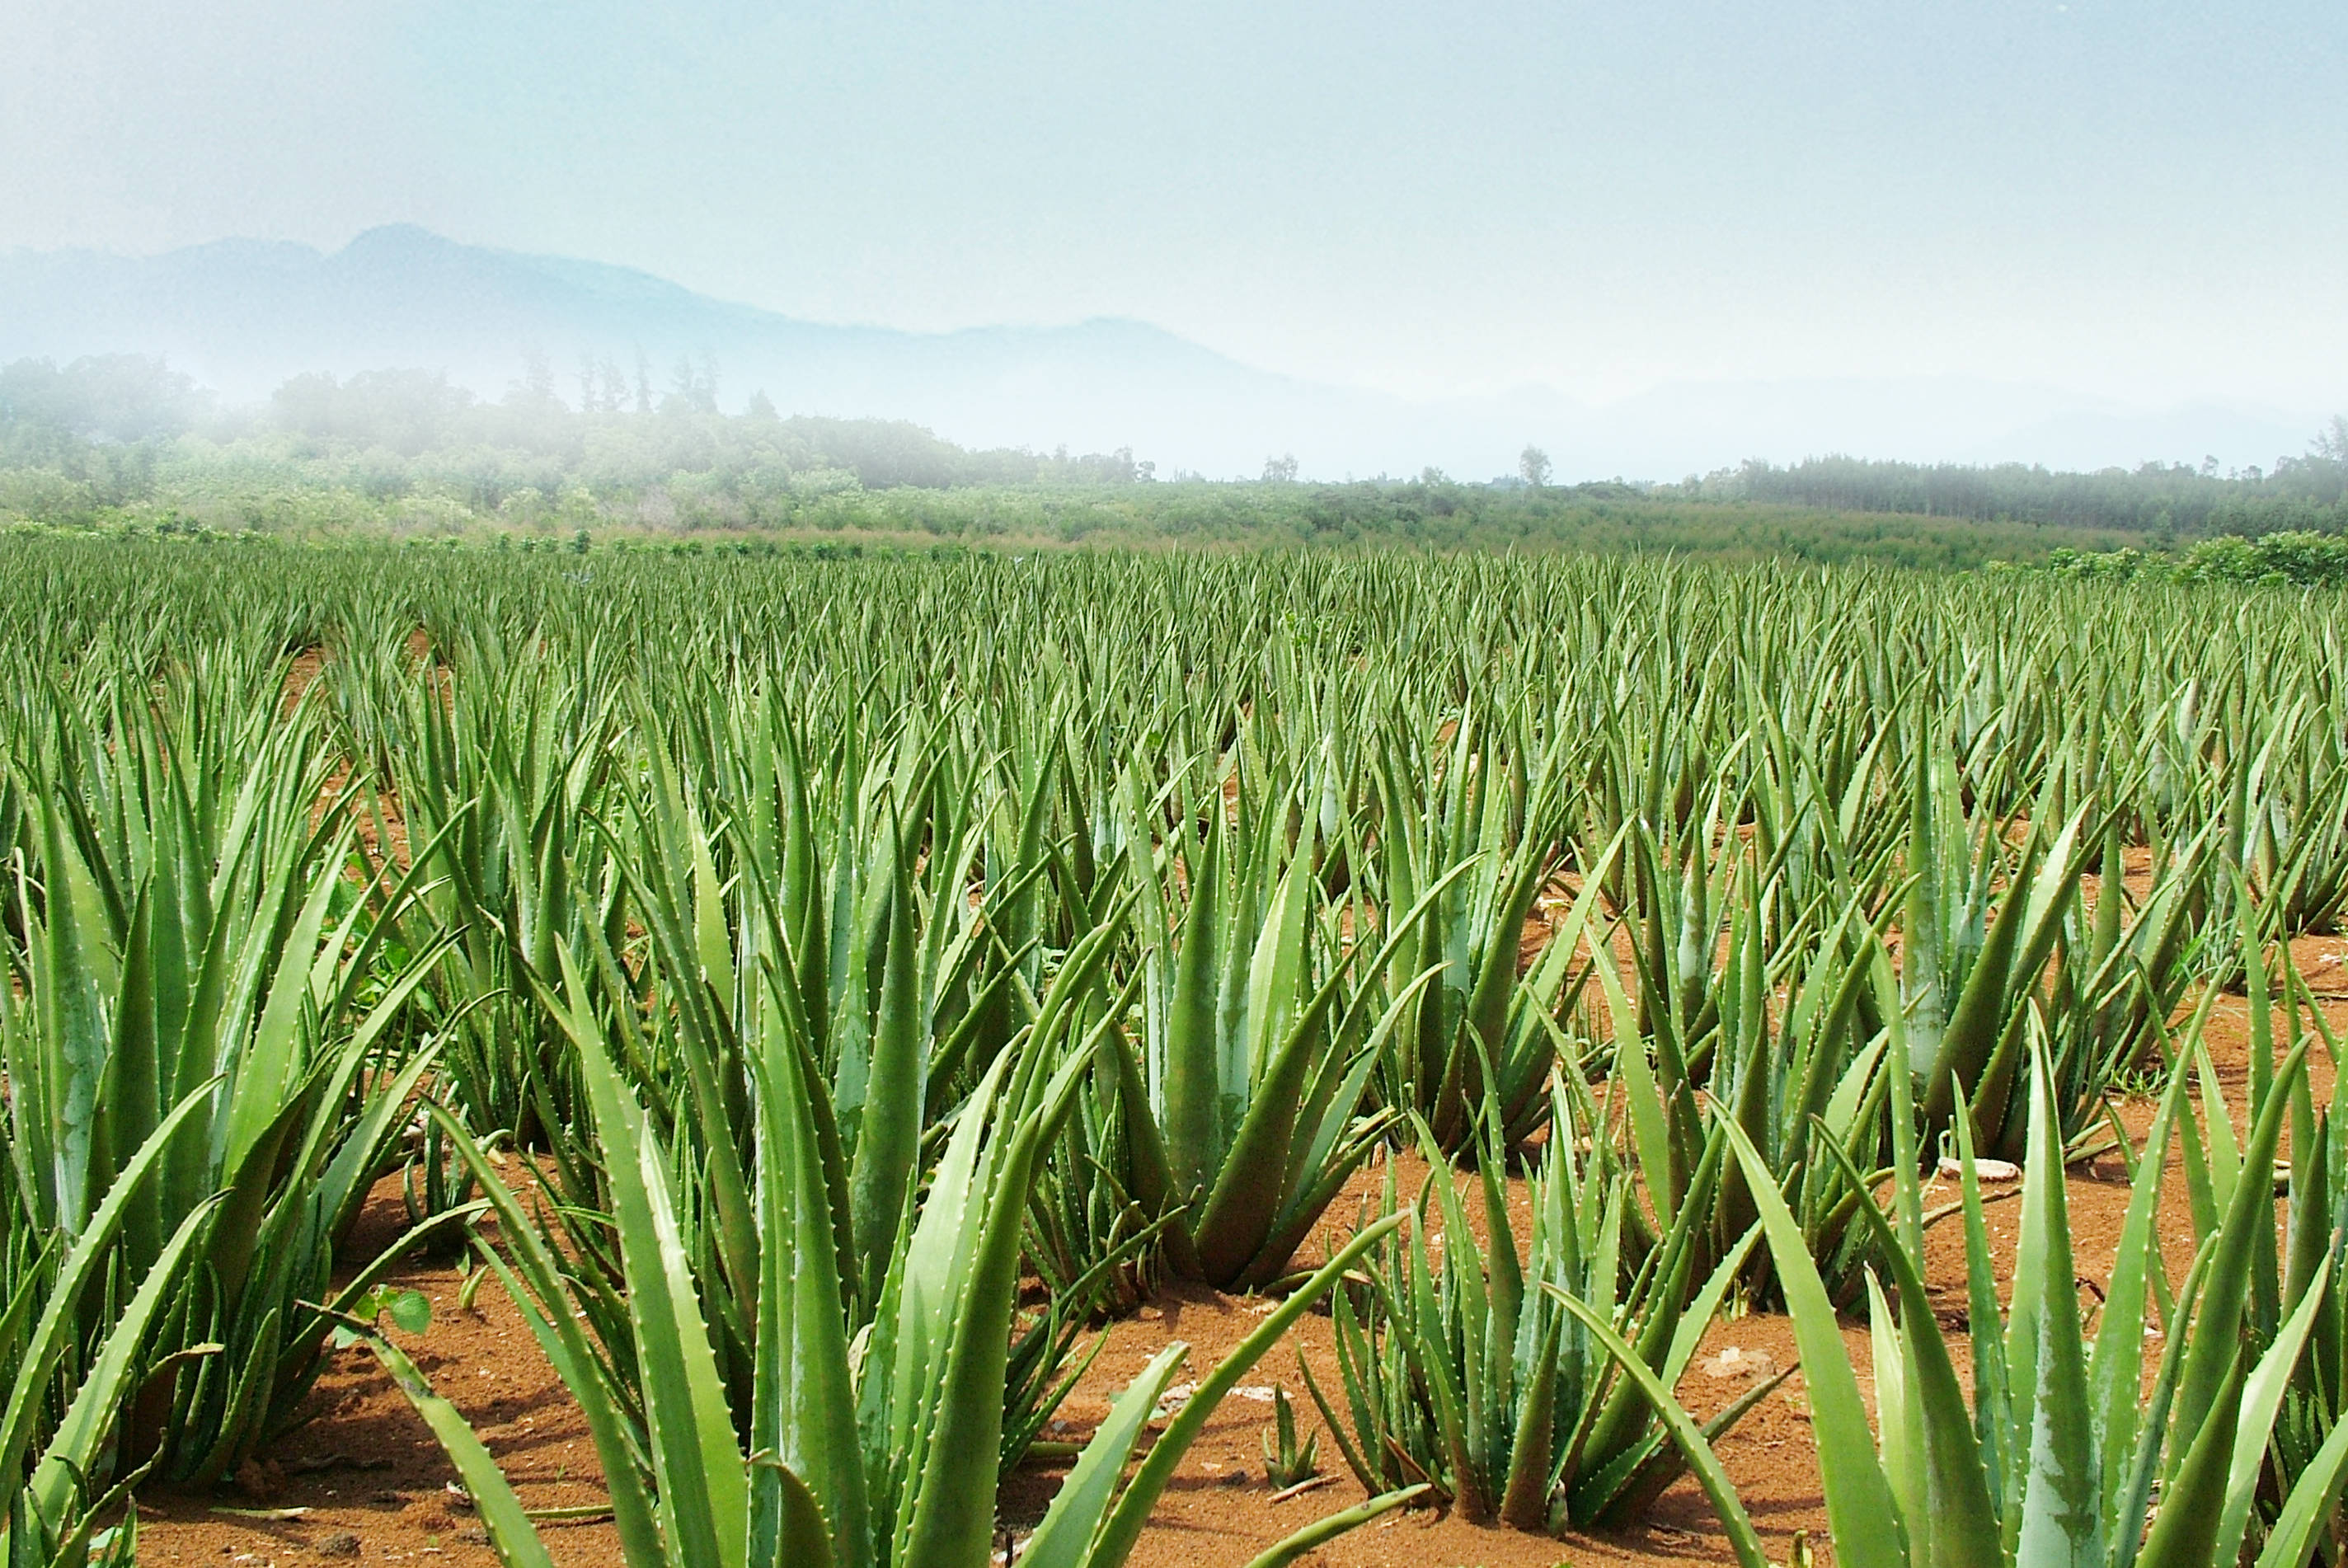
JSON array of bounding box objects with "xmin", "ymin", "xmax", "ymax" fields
[
  {"xmin": 1551, "ymin": 1289, "xmax": 1769, "ymax": 1568},
  {"xmin": 566, "ymin": 952, "xmax": 747, "ymax": 1568},
  {"xmin": 1162, "ymin": 809, "xmax": 1224, "ymax": 1199},
  {"xmin": 2086, "ymin": 1054, "xmax": 2190, "ymax": 1533},
  {"xmin": 1599, "ymin": 949, "xmax": 1675, "ymax": 1232},
  {"xmin": 1191, "ymin": 954, "xmax": 1354, "ymax": 1284},
  {"xmin": 1237, "ymin": 1486, "xmax": 1431, "ymax": 1568},
  {"xmin": 364, "ymin": 1335, "xmax": 558, "ymax": 1568},
  {"xmin": 2134, "ymin": 1344, "xmax": 2245, "ymax": 1568},
  {"xmin": 2009, "ymin": 1032, "xmax": 2101, "ymax": 1568},
  {"xmin": 895, "ymin": 1048, "xmax": 1087, "ymax": 1568},
  {"xmin": 848, "ymin": 844, "xmax": 922, "ymax": 1307},
  {"xmin": 1816, "ymin": 1131, "xmax": 1998, "ymax": 1568},
  {"xmin": 1019, "ymin": 1344, "xmax": 1187, "ymax": 1568},
  {"xmin": 1717, "ymin": 1115, "xmax": 1906, "ymax": 1568},
  {"xmin": 2210, "ymin": 1272, "xmax": 2330, "ymax": 1566},
  {"xmin": 749, "ymin": 1027, "xmax": 869, "ymax": 1568},
  {"xmin": 2172, "ymin": 1043, "xmax": 2308, "ymax": 1461}
]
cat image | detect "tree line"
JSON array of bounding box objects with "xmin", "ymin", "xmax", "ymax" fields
[
  {"xmin": 3, "ymin": 353, "xmax": 2342, "ymax": 550},
  {"xmin": 1704, "ymin": 432, "xmax": 2348, "ymax": 537}
]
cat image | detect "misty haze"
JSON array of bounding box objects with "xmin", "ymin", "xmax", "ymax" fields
[{"xmin": 0, "ymin": 223, "xmax": 2325, "ymax": 481}]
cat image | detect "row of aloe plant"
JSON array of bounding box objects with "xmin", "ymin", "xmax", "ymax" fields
[
  {"xmin": 1303, "ymin": 1079, "xmax": 1782, "ymax": 1533},
  {"xmin": 362, "ymin": 892, "xmax": 1428, "ymax": 1568},
  {"xmin": 4, "ymin": 542, "xmax": 2348, "ymax": 1565},
  {"xmin": 0, "ymin": 664, "xmax": 457, "ymax": 1496},
  {"xmin": 0, "ymin": 1093, "xmax": 217, "ymax": 1566},
  {"xmin": 1595, "ymin": 960, "xmax": 2348, "ymax": 1568}
]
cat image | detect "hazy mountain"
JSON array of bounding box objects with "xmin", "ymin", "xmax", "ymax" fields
[{"xmin": 0, "ymin": 226, "xmax": 2321, "ymax": 480}]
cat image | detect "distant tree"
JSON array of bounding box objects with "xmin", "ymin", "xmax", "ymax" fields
[
  {"xmin": 745, "ymin": 389, "xmax": 778, "ymax": 420},
  {"xmin": 270, "ymin": 368, "xmax": 472, "ymax": 456},
  {"xmin": 515, "ymin": 348, "xmax": 557, "ymax": 407},
  {"xmin": 632, "ymin": 350, "xmax": 653, "ymax": 415},
  {"xmin": 664, "ymin": 352, "xmax": 721, "ymax": 415},
  {"xmin": 1060, "ymin": 446, "xmax": 1139, "ymax": 483},
  {"xmin": 1263, "ymin": 453, "xmax": 1299, "ymax": 482},
  {"xmin": 0, "ymin": 354, "xmax": 203, "ymax": 443},
  {"xmin": 1519, "ymin": 444, "xmax": 1552, "ymax": 488}
]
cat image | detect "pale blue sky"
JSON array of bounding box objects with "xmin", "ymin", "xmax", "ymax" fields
[{"xmin": 4, "ymin": 0, "xmax": 2343, "ymax": 411}]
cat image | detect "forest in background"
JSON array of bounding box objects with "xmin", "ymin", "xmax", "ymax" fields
[{"xmin": 2, "ymin": 353, "xmax": 2344, "ymax": 566}]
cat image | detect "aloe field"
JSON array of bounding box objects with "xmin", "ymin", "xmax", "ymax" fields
[{"xmin": 3, "ymin": 534, "xmax": 2347, "ymax": 1568}]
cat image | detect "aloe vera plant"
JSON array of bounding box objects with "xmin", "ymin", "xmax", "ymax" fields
[
  {"xmin": 388, "ymin": 636, "xmax": 623, "ymax": 1154},
  {"xmin": 1368, "ymin": 712, "xmax": 1587, "ymax": 1151},
  {"xmin": 1306, "ymin": 1080, "xmax": 1779, "ymax": 1535},
  {"xmin": 1594, "ymin": 844, "xmax": 1897, "ymax": 1307},
  {"xmin": 1898, "ymin": 746, "xmax": 2095, "ymax": 1159},
  {"xmin": 0, "ymin": 1091, "xmax": 218, "ymax": 1567},
  {"xmin": 1096, "ymin": 765, "xmax": 1460, "ymax": 1289},
  {"xmin": 0, "ymin": 667, "xmax": 456, "ymax": 1484},
  {"xmin": 1600, "ymin": 1029, "xmax": 2348, "ymax": 1568}
]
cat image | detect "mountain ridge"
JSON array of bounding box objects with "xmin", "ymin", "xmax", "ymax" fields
[{"xmin": 0, "ymin": 226, "xmax": 2321, "ymax": 479}]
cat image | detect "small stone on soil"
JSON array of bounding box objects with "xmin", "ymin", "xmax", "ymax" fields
[
  {"xmin": 1937, "ymin": 1155, "xmax": 2021, "ymax": 1181},
  {"xmin": 1152, "ymin": 1382, "xmax": 1197, "ymax": 1420},
  {"xmin": 1699, "ymin": 1345, "xmax": 1778, "ymax": 1380}
]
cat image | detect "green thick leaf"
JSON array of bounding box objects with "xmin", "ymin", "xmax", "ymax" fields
[
  {"xmin": 1021, "ymin": 1344, "xmax": 1188, "ymax": 1568},
  {"xmin": 848, "ymin": 846, "xmax": 923, "ymax": 1308},
  {"xmin": 1551, "ymin": 1289, "xmax": 1769, "ymax": 1568},
  {"xmin": 1162, "ymin": 810, "xmax": 1225, "ymax": 1199},
  {"xmin": 1598, "ymin": 951, "xmax": 1674, "ymax": 1231},
  {"xmin": 2211, "ymin": 1271, "xmax": 2329, "ymax": 1567},
  {"xmin": 896, "ymin": 1046, "xmax": 1089, "ymax": 1568},
  {"xmin": 2085, "ymin": 1049, "xmax": 2191, "ymax": 1533},
  {"xmin": 365, "ymin": 1336, "xmax": 558, "ymax": 1568},
  {"xmin": 2135, "ymin": 1345, "xmax": 2244, "ymax": 1568},
  {"xmin": 2009, "ymin": 1034, "xmax": 2100, "ymax": 1568},
  {"xmin": 1237, "ymin": 1486, "xmax": 1430, "ymax": 1568},
  {"xmin": 1815, "ymin": 1132, "xmax": 1998, "ymax": 1568},
  {"xmin": 1717, "ymin": 1115, "xmax": 1904, "ymax": 1568},
  {"xmin": 750, "ymin": 1017, "xmax": 869, "ymax": 1568},
  {"xmin": 2172, "ymin": 1041, "xmax": 2307, "ymax": 1459},
  {"xmin": 564, "ymin": 949, "xmax": 747, "ymax": 1568}
]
